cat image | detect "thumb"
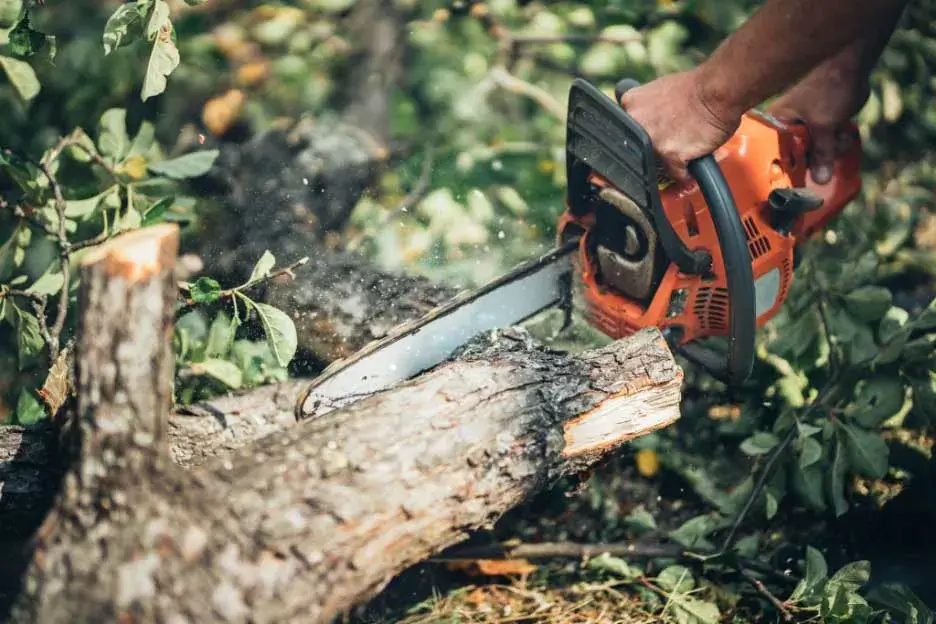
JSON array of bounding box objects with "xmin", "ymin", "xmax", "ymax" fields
[{"xmin": 808, "ymin": 125, "xmax": 837, "ymax": 185}]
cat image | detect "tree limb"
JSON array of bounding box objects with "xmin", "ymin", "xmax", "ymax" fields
[{"xmin": 5, "ymin": 224, "xmax": 682, "ymax": 622}]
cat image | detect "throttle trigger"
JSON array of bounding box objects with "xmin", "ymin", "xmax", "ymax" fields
[{"xmin": 768, "ymin": 188, "xmax": 824, "ymax": 232}]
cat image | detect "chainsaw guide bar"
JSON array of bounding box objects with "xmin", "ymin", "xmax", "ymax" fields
[{"xmin": 294, "ymin": 240, "xmax": 579, "ymax": 421}]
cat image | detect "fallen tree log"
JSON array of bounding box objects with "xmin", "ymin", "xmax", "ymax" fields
[{"xmin": 5, "ymin": 224, "xmax": 682, "ymax": 623}]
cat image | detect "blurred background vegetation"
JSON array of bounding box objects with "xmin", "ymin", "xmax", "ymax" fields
[{"xmin": 5, "ymin": 0, "xmax": 936, "ymax": 622}]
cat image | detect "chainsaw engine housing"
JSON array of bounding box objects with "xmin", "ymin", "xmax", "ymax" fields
[{"xmin": 559, "ymin": 83, "xmax": 863, "ymax": 350}]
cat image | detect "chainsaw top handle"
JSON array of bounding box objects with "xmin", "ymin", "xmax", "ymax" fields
[{"xmin": 614, "ymin": 78, "xmax": 755, "ymax": 386}]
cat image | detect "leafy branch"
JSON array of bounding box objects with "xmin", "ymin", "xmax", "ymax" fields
[{"xmin": 172, "ymin": 251, "xmax": 306, "ymax": 401}]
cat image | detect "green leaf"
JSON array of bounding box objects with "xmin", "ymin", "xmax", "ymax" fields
[
  {"xmin": 0, "ymin": 54, "xmax": 40, "ymax": 101},
  {"xmin": 789, "ymin": 545, "xmax": 829, "ymax": 603},
  {"xmin": 98, "ymin": 108, "xmax": 130, "ymax": 161},
  {"xmin": 8, "ymin": 14, "xmax": 50, "ymax": 57},
  {"xmin": 799, "ymin": 436, "xmax": 823, "ymax": 469},
  {"xmin": 147, "ymin": 150, "xmax": 219, "ymax": 180},
  {"xmin": 13, "ymin": 305, "xmax": 44, "ymax": 365},
  {"xmin": 140, "ymin": 0, "xmax": 179, "ymax": 101},
  {"xmin": 656, "ymin": 565, "xmax": 694, "ymax": 593},
  {"xmin": 879, "ymin": 306, "xmax": 910, "ymax": 343},
  {"xmin": 247, "ymin": 250, "xmax": 276, "ymax": 284},
  {"xmin": 669, "ymin": 594, "xmax": 721, "ymax": 624},
  {"xmin": 128, "ymin": 120, "xmax": 157, "ymax": 158},
  {"xmin": 769, "ymin": 307, "xmax": 820, "ymax": 360},
  {"xmin": 912, "ymin": 297, "xmax": 936, "ymax": 332},
  {"xmin": 866, "ymin": 583, "xmax": 934, "ymax": 624},
  {"xmin": 102, "ymin": 2, "xmax": 144, "ymax": 55},
  {"xmin": 668, "ymin": 514, "xmax": 718, "ymax": 550},
  {"xmin": 249, "ymin": 301, "xmax": 298, "ymax": 368},
  {"xmin": 912, "ymin": 372, "xmax": 936, "ymax": 424},
  {"xmin": 114, "ymin": 207, "xmax": 142, "ymax": 233},
  {"xmin": 0, "ymin": 0, "xmax": 22, "ymax": 29},
  {"xmin": 843, "ymin": 285, "xmax": 892, "ymax": 322},
  {"xmin": 765, "ymin": 489, "xmax": 779, "ymax": 519},
  {"xmin": 15, "ymin": 388, "xmax": 45, "ymax": 425},
  {"xmin": 791, "ymin": 460, "xmax": 827, "ymax": 512},
  {"xmin": 827, "ymin": 560, "xmax": 871, "ymax": 595},
  {"xmin": 900, "ymin": 334, "xmax": 936, "ymax": 364},
  {"xmin": 189, "ymin": 277, "xmax": 222, "ymax": 304},
  {"xmin": 847, "ymin": 375, "xmax": 905, "ymax": 428},
  {"xmin": 623, "ymin": 504, "xmax": 657, "ymax": 533},
  {"xmin": 141, "ymin": 196, "xmax": 174, "ymax": 227},
  {"xmin": 797, "ymin": 421, "xmax": 822, "ymax": 438},
  {"xmin": 585, "ymin": 552, "xmax": 643, "ymax": 580},
  {"xmin": 837, "ymin": 422, "xmax": 889, "ymax": 479},
  {"xmin": 739, "ymin": 431, "xmax": 779, "ymax": 456},
  {"xmin": 0, "ymin": 223, "xmax": 25, "ymax": 282},
  {"xmin": 65, "ymin": 185, "xmax": 119, "ymax": 220},
  {"xmin": 190, "ymin": 358, "xmax": 243, "ymax": 389},
  {"xmin": 821, "ymin": 582, "xmax": 873, "ymax": 623},
  {"xmin": 829, "ymin": 307, "xmax": 877, "ymax": 364},
  {"xmin": 205, "ymin": 311, "xmax": 237, "ymax": 359},
  {"xmin": 25, "ymin": 266, "xmax": 63, "ymax": 296}
]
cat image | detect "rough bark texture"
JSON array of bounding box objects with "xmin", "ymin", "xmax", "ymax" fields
[
  {"xmin": 6, "ymin": 230, "xmax": 682, "ymax": 623},
  {"xmin": 0, "ymin": 255, "xmax": 459, "ymax": 553}
]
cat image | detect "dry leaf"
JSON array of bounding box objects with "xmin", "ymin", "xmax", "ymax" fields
[
  {"xmin": 202, "ymin": 89, "xmax": 246, "ymax": 137},
  {"xmin": 708, "ymin": 404, "xmax": 741, "ymax": 421},
  {"xmin": 235, "ymin": 60, "xmax": 270, "ymax": 87},
  {"xmin": 38, "ymin": 344, "xmax": 74, "ymax": 416},
  {"xmin": 635, "ymin": 448, "xmax": 659, "ymax": 478},
  {"xmin": 445, "ymin": 558, "xmax": 537, "ymax": 578},
  {"xmin": 119, "ymin": 154, "xmax": 148, "ymax": 180}
]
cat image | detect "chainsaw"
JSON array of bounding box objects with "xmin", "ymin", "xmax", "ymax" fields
[{"xmin": 294, "ymin": 77, "xmax": 863, "ymax": 420}]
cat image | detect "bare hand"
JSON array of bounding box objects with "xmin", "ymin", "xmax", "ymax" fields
[
  {"xmin": 767, "ymin": 60, "xmax": 869, "ymax": 184},
  {"xmin": 618, "ymin": 69, "xmax": 742, "ymax": 183}
]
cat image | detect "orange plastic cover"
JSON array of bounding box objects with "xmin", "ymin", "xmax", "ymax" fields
[{"xmin": 558, "ymin": 111, "xmax": 863, "ymax": 346}]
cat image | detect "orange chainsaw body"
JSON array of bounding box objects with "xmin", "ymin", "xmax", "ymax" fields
[{"xmin": 558, "ymin": 106, "xmax": 863, "ymax": 348}]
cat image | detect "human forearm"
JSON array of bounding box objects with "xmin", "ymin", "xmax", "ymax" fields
[{"xmin": 697, "ymin": 0, "xmax": 910, "ymax": 119}]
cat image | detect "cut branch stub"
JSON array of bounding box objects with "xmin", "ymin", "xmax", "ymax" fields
[{"xmin": 75, "ymin": 223, "xmax": 179, "ymax": 473}]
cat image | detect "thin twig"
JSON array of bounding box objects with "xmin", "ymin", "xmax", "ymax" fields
[
  {"xmin": 488, "ymin": 66, "xmax": 566, "ymax": 122},
  {"xmin": 434, "ymin": 541, "xmax": 798, "ymax": 586},
  {"xmin": 70, "ymin": 208, "xmax": 111, "ymax": 254},
  {"xmin": 177, "ymin": 256, "xmax": 310, "ymax": 307},
  {"xmin": 42, "ymin": 129, "xmax": 118, "ymax": 179},
  {"xmin": 36, "ymin": 158, "xmax": 70, "ymax": 361},
  {"xmin": 740, "ymin": 567, "xmax": 794, "ymax": 621}
]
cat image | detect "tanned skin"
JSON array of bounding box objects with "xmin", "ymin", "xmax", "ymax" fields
[{"xmin": 619, "ymin": 0, "xmax": 911, "ymax": 183}]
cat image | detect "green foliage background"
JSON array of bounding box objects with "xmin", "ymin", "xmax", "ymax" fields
[{"xmin": 4, "ymin": 0, "xmax": 936, "ymax": 621}]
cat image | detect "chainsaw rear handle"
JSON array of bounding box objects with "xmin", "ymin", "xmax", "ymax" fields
[{"xmin": 615, "ymin": 78, "xmax": 756, "ymax": 386}]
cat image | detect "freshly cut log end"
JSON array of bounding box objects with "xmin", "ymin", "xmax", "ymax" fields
[
  {"xmin": 79, "ymin": 223, "xmax": 180, "ymax": 282},
  {"xmin": 562, "ymin": 331, "xmax": 683, "ymax": 461}
]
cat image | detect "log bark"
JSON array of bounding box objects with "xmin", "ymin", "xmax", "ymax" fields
[
  {"xmin": 0, "ymin": 257, "xmax": 457, "ymax": 548},
  {"xmin": 5, "ymin": 223, "xmax": 683, "ymax": 623}
]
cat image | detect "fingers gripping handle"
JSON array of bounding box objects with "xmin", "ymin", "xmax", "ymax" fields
[{"xmin": 614, "ymin": 78, "xmax": 755, "ymax": 386}]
